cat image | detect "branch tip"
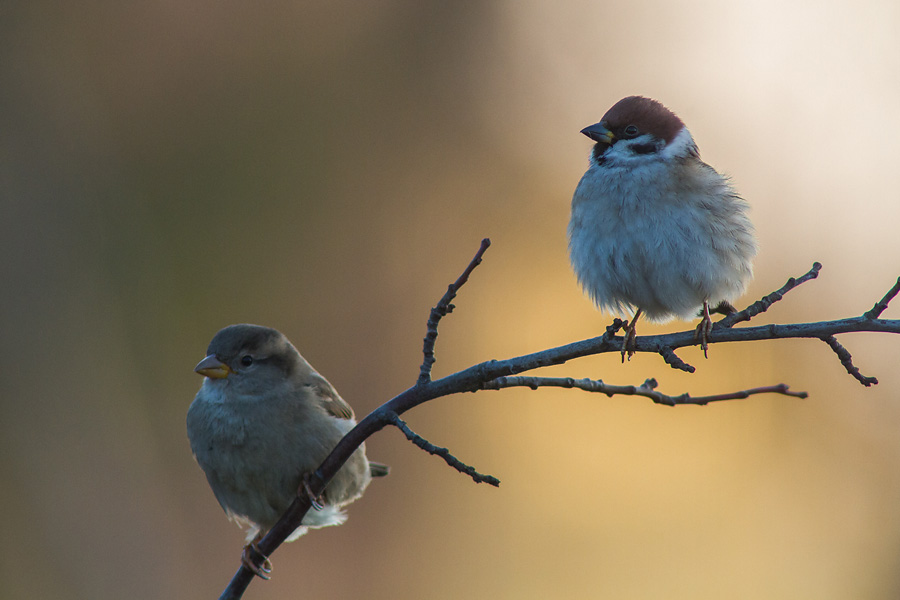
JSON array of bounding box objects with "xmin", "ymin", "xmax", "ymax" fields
[
  {"xmin": 658, "ymin": 346, "xmax": 695, "ymax": 372},
  {"xmin": 864, "ymin": 276, "xmax": 900, "ymax": 320},
  {"xmin": 388, "ymin": 413, "xmax": 500, "ymax": 487},
  {"xmin": 821, "ymin": 336, "xmax": 878, "ymax": 386},
  {"xmin": 418, "ymin": 239, "xmax": 492, "ymax": 385}
]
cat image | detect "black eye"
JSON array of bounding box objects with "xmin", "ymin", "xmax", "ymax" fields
[
  {"xmin": 623, "ymin": 125, "xmax": 640, "ymax": 138},
  {"xmin": 240, "ymin": 355, "xmax": 253, "ymax": 367}
]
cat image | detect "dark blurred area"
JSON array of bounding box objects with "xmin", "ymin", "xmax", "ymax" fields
[{"xmin": 3, "ymin": 2, "xmax": 900, "ymax": 599}]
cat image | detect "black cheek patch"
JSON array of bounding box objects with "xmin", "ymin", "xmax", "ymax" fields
[
  {"xmin": 630, "ymin": 143, "xmax": 658, "ymax": 155},
  {"xmin": 591, "ymin": 143, "xmax": 610, "ymax": 164}
]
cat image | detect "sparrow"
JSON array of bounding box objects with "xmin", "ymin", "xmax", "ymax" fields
[
  {"xmin": 187, "ymin": 324, "xmax": 388, "ymax": 578},
  {"xmin": 567, "ymin": 96, "xmax": 757, "ymax": 358}
]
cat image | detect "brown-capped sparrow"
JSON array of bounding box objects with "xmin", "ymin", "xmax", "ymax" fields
[
  {"xmin": 568, "ymin": 96, "xmax": 757, "ymax": 358},
  {"xmin": 187, "ymin": 324, "xmax": 388, "ymax": 578}
]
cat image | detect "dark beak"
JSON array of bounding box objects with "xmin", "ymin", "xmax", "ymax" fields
[{"xmin": 580, "ymin": 122, "xmax": 615, "ymax": 144}]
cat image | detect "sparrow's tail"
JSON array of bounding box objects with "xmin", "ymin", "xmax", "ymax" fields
[{"xmin": 369, "ymin": 461, "xmax": 390, "ymax": 477}]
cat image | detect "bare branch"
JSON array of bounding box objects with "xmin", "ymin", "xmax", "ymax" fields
[
  {"xmin": 218, "ymin": 243, "xmax": 900, "ymax": 599},
  {"xmin": 481, "ymin": 376, "xmax": 808, "ymax": 405},
  {"xmin": 388, "ymin": 412, "xmax": 500, "ymax": 486},
  {"xmin": 418, "ymin": 238, "xmax": 491, "ymax": 385},
  {"xmin": 820, "ymin": 336, "xmax": 878, "ymax": 386}
]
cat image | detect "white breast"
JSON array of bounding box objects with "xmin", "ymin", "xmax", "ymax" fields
[{"xmin": 568, "ymin": 151, "xmax": 756, "ymax": 321}]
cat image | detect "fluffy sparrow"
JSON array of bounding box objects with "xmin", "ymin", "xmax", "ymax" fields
[
  {"xmin": 567, "ymin": 96, "xmax": 757, "ymax": 358},
  {"xmin": 187, "ymin": 324, "xmax": 388, "ymax": 577}
]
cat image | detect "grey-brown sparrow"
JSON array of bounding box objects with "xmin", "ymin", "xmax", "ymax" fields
[
  {"xmin": 568, "ymin": 96, "xmax": 758, "ymax": 357},
  {"xmin": 187, "ymin": 324, "xmax": 388, "ymax": 577}
]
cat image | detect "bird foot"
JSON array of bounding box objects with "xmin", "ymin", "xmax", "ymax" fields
[
  {"xmin": 241, "ymin": 534, "xmax": 273, "ymax": 580},
  {"xmin": 620, "ymin": 308, "xmax": 642, "ymax": 362},
  {"xmin": 300, "ymin": 473, "xmax": 325, "ymax": 511},
  {"xmin": 694, "ymin": 301, "xmax": 713, "ymax": 358},
  {"xmin": 621, "ymin": 324, "xmax": 637, "ymax": 362}
]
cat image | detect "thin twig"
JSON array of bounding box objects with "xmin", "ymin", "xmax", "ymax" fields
[
  {"xmin": 719, "ymin": 262, "xmax": 822, "ymax": 328},
  {"xmin": 820, "ymin": 336, "xmax": 878, "ymax": 386},
  {"xmin": 481, "ymin": 376, "xmax": 807, "ymax": 406},
  {"xmin": 657, "ymin": 345, "xmax": 695, "ymax": 372},
  {"xmin": 388, "ymin": 412, "xmax": 500, "ymax": 486},
  {"xmin": 418, "ymin": 238, "xmax": 491, "ymax": 385},
  {"xmin": 864, "ymin": 277, "xmax": 900, "ymax": 320}
]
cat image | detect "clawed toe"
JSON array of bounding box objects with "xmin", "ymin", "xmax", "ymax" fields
[
  {"xmin": 620, "ymin": 308, "xmax": 642, "ymax": 362},
  {"xmin": 300, "ymin": 473, "xmax": 325, "ymax": 511},
  {"xmin": 241, "ymin": 534, "xmax": 273, "ymax": 580},
  {"xmin": 695, "ymin": 301, "xmax": 713, "ymax": 358}
]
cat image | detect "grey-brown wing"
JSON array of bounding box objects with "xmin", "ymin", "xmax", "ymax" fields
[{"xmin": 308, "ymin": 372, "xmax": 355, "ymax": 420}]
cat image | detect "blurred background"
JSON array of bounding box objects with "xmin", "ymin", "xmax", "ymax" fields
[{"xmin": 3, "ymin": 1, "xmax": 900, "ymax": 598}]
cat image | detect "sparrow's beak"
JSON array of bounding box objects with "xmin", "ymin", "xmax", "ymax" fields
[
  {"xmin": 194, "ymin": 355, "xmax": 233, "ymax": 379},
  {"xmin": 581, "ymin": 122, "xmax": 615, "ymax": 145}
]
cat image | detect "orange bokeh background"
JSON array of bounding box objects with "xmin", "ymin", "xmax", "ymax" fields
[{"xmin": 3, "ymin": 2, "xmax": 900, "ymax": 598}]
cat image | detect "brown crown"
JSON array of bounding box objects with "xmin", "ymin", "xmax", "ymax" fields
[{"xmin": 601, "ymin": 96, "xmax": 685, "ymax": 145}]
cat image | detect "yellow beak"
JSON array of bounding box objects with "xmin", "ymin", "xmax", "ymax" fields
[{"xmin": 194, "ymin": 355, "xmax": 233, "ymax": 379}]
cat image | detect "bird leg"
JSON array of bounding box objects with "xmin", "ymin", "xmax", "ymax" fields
[
  {"xmin": 300, "ymin": 473, "xmax": 325, "ymax": 511},
  {"xmin": 695, "ymin": 300, "xmax": 713, "ymax": 358},
  {"xmin": 621, "ymin": 308, "xmax": 642, "ymax": 362},
  {"xmin": 241, "ymin": 531, "xmax": 273, "ymax": 580}
]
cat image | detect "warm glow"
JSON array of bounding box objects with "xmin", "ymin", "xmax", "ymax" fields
[{"xmin": 3, "ymin": 1, "xmax": 900, "ymax": 598}]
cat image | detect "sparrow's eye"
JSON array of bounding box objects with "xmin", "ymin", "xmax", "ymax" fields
[
  {"xmin": 623, "ymin": 125, "xmax": 640, "ymax": 138},
  {"xmin": 240, "ymin": 355, "xmax": 253, "ymax": 367}
]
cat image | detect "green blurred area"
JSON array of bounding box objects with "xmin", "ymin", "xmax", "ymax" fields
[{"xmin": 3, "ymin": 2, "xmax": 900, "ymax": 599}]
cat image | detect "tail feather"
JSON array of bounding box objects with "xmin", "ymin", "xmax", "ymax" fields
[{"xmin": 369, "ymin": 461, "xmax": 390, "ymax": 477}]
